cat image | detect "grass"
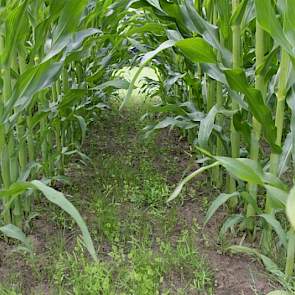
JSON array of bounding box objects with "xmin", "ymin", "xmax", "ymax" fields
[
  {"xmin": 53, "ymin": 230, "xmax": 212, "ymax": 295},
  {"xmin": 0, "ymin": 97, "xmax": 213, "ymax": 294}
]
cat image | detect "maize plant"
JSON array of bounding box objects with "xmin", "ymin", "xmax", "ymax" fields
[
  {"xmin": 0, "ymin": 0, "xmax": 139, "ymax": 260},
  {"xmin": 123, "ymin": 0, "xmax": 295, "ymax": 290},
  {"xmin": 1, "ymin": 0, "xmax": 295, "ymax": 291}
]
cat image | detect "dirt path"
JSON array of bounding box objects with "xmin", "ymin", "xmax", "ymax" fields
[
  {"xmin": 82, "ymin": 104, "xmax": 274, "ymax": 294},
  {"xmin": 0, "ymin": 103, "xmax": 274, "ymax": 294}
]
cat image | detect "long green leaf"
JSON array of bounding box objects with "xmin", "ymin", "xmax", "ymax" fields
[
  {"xmin": 265, "ymin": 185, "xmax": 287, "ymax": 209},
  {"xmin": 224, "ymin": 69, "xmax": 280, "ymax": 152},
  {"xmin": 175, "ymin": 37, "xmax": 217, "ymax": 64},
  {"xmin": 198, "ymin": 105, "xmax": 219, "ymax": 148},
  {"xmin": 31, "ymin": 180, "xmax": 97, "ymax": 261},
  {"xmin": 220, "ymin": 214, "xmax": 244, "ymax": 236},
  {"xmin": 215, "ymin": 157, "xmax": 264, "ymax": 185},
  {"xmin": 0, "ymin": 224, "xmax": 32, "ymax": 252},
  {"xmin": 259, "ymin": 214, "xmax": 287, "ymax": 248},
  {"xmin": 287, "ymin": 185, "xmax": 295, "ymax": 230},
  {"xmin": 205, "ymin": 192, "xmax": 240, "ymax": 225},
  {"xmin": 255, "ymin": 0, "xmax": 293, "ymax": 56},
  {"xmin": 182, "ymin": 1, "xmax": 232, "ymax": 66},
  {"xmin": 2, "ymin": 0, "xmax": 29, "ymax": 65},
  {"xmin": 167, "ymin": 162, "xmax": 220, "ymax": 203},
  {"xmin": 6, "ymin": 62, "xmax": 63, "ymax": 123}
]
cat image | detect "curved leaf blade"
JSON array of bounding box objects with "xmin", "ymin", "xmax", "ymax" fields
[
  {"xmin": 175, "ymin": 37, "xmax": 217, "ymax": 64},
  {"xmin": 0, "ymin": 224, "xmax": 32, "ymax": 252},
  {"xmin": 215, "ymin": 157, "xmax": 264, "ymax": 185},
  {"xmin": 31, "ymin": 180, "xmax": 98, "ymax": 262},
  {"xmin": 259, "ymin": 214, "xmax": 287, "ymax": 248},
  {"xmin": 205, "ymin": 192, "xmax": 239, "ymax": 225}
]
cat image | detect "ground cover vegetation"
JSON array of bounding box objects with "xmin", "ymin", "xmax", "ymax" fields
[
  {"xmin": 0, "ymin": 103, "xmax": 218, "ymax": 294},
  {"xmin": 123, "ymin": 0, "xmax": 295, "ymax": 292},
  {"xmin": 0, "ymin": 0, "xmax": 295, "ymax": 294}
]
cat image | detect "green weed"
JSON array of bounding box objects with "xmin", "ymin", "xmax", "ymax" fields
[{"xmin": 53, "ymin": 231, "xmax": 213, "ymax": 295}]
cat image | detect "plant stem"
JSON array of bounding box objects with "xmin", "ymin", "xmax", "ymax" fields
[
  {"xmin": 212, "ymin": 6, "xmax": 225, "ymax": 188},
  {"xmin": 246, "ymin": 22, "xmax": 265, "ymax": 227},
  {"xmin": 207, "ymin": 78, "xmax": 216, "ymax": 113},
  {"xmin": 0, "ymin": 31, "xmax": 12, "ymax": 223},
  {"xmin": 213, "ymin": 81, "xmax": 223, "ymax": 187},
  {"xmin": 285, "ymin": 229, "xmax": 295, "ymax": 277},
  {"xmin": 270, "ymin": 50, "xmax": 290, "ymax": 174},
  {"xmin": 262, "ymin": 49, "xmax": 290, "ymax": 253},
  {"xmin": 229, "ymin": 0, "xmax": 241, "ymax": 207}
]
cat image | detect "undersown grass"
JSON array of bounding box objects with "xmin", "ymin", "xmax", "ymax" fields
[
  {"xmin": 53, "ymin": 230, "xmax": 212, "ymax": 295},
  {"xmin": 0, "ymin": 99, "xmax": 213, "ymax": 295},
  {"xmin": 0, "ymin": 285, "xmax": 20, "ymax": 295}
]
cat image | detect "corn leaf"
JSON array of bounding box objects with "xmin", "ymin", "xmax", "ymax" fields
[
  {"xmin": 198, "ymin": 105, "xmax": 219, "ymax": 149},
  {"xmin": 31, "ymin": 180, "xmax": 98, "ymax": 262},
  {"xmin": 219, "ymin": 214, "xmax": 244, "ymax": 236},
  {"xmin": 6, "ymin": 62, "xmax": 63, "ymax": 122},
  {"xmin": 259, "ymin": 214, "xmax": 287, "ymax": 248},
  {"xmin": 255, "ymin": 0, "xmax": 293, "ymax": 56},
  {"xmin": 215, "ymin": 157, "xmax": 264, "ymax": 185},
  {"xmin": 121, "ymin": 40, "xmax": 176, "ymax": 109},
  {"xmin": 204, "ymin": 192, "xmax": 240, "ymax": 225},
  {"xmin": 2, "ymin": 0, "xmax": 28, "ymax": 65},
  {"xmin": 287, "ymin": 185, "xmax": 295, "ymax": 230},
  {"xmin": 0, "ymin": 224, "xmax": 32, "ymax": 252},
  {"xmin": 167, "ymin": 162, "xmax": 220, "ymax": 203},
  {"xmin": 224, "ymin": 69, "xmax": 280, "ymax": 153},
  {"xmin": 183, "ymin": 1, "xmax": 232, "ymax": 66},
  {"xmin": 265, "ymin": 185, "xmax": 288, "ymax": 209},
  {"xmin": 175, "ymin": 37, "xmax": 217, "ymax": 64}
]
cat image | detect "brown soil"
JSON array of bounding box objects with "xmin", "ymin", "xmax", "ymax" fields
[
  {"xmin": 178, "ymin": 201, "xmax": 274, "ymax": 295},
  {"xmin": 150, "ymin": 127, "xmax": 275, "ymax": 295}
]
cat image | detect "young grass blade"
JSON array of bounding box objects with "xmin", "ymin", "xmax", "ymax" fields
[{"xmin": 267, "ymin": 292, "xmax": 291, "ymax": 295}]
